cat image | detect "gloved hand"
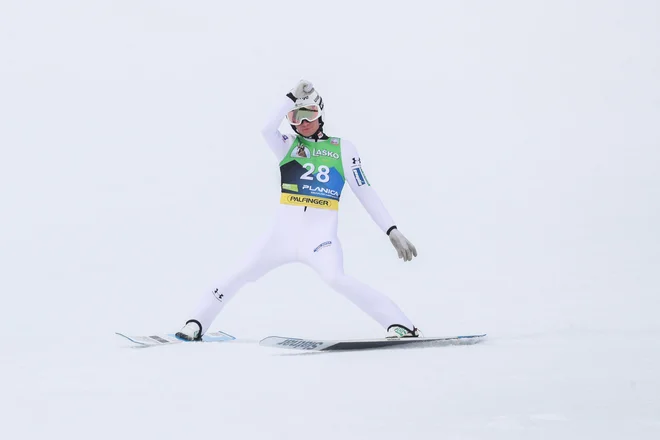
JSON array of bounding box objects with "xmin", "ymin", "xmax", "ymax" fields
[
  {"xmin": 389, "ymin": 228, "xmax": 418, "ymax": 262},
  {"xmin": 287, "ymin": 79, "xmax": 315, "ymax": 101}
]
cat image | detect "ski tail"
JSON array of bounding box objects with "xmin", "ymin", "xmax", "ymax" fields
[{"xmin": 116, "ymin": 330, "xmax": 235, "ymax": 348}]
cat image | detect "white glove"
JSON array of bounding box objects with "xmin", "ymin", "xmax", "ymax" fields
[
  {"xmin": 288, "ymin": 79, "xmax": 315, "ymax": 101},
  {"xmin": 388, "ymin": 228, "xmax": 418, "ymax": 262}
]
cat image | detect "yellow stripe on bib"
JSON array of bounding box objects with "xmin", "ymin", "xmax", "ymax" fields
[{"xmin": 280, "ymin": 194, "xmax": 339, "ymax": 210}]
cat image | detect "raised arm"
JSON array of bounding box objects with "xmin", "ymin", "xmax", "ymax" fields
[
  {"xmin": 261, "ymin": 96, "xmax": 296, "ymax": 161},
  {"xmin": 342, "ymin": 139, "xmax": 418, "ymax": 261}
]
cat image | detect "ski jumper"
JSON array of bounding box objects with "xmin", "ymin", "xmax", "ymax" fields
[{"xmin": 186, "ymin": 97, "xmax": 415, "ymax": 333}]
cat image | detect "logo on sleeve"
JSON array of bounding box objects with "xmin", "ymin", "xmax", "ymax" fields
[{"xmin": 352, "ymin": 167, "xmax": 367, "ymax": 186}]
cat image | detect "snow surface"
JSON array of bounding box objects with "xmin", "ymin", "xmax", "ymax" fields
[{"xmin": 1, "ymin": 1, "xmax": 659, "ymax": 439}]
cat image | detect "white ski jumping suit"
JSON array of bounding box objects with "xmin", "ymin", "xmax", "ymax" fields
[{"xmin": 186, "ymin": 97, "xmax": 416, "ymax": 333}]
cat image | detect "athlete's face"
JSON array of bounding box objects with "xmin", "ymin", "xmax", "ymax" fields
[{"xmin": 297, "ymin": 119, "xmax": 319, "ymax": 137}]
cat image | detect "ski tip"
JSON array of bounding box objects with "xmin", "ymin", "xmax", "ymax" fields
[
  {"xmin": 458, "ymin": 333, "xmax": 487, "ymax": 338},
  {"xmin": 115, "ymin": 332, "xmax": 147, "ymax": 345}
]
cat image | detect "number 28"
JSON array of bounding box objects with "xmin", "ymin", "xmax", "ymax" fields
[{"xmin": 301, "ymin": 163, "xmax": 330, "ymax": 183}]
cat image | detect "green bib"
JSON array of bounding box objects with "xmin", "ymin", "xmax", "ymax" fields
[{"xmin": 279, "ymin": 136, "xmax": 346, "ymax": 210}]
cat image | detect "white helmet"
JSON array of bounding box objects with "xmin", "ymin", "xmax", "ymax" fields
[{"xmin": 291, "ymin": 90, "xmax": 324, "ymax": 120}]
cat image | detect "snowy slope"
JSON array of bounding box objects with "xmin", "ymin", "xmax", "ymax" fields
[{"xmin": 1, "ymin": 1, "xmax": 659, "ymax": 439}]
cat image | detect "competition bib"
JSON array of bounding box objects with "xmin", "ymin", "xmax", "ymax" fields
[{"xmin": 279, "ymin": 136, "xmax": 346, "ymax": 210}]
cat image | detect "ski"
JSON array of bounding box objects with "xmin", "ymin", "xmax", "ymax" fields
[
  {"xmin": 116, "ymin": 330, "xmax": 235, "ymax": 348},
  {"xmin": 259, "ymin": 333, "xmax": 487, "ymax": 352}
]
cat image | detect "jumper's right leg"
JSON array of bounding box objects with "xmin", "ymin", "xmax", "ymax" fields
[{"xmin": 176, "ymin": 231, "xmax": 290, "ymax": 340}]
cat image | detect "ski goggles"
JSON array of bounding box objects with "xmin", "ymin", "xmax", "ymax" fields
[{"xmin": 286, "ymin": 104, "xmax": 322, "ymax": 125}]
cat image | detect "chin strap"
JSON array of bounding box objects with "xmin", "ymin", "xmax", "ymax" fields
[{"xmin": 313, "ymin": 131, "xmax": 329, "ymax": 141}]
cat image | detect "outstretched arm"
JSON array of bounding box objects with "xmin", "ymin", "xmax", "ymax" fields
[
  {"xmin": 341, "ymin": 139, "xmax": 417, "ymax": 261},
  {"xmin": 341, "ymin": 139, "xmax": 396, "ymax": 233},
  {"xmin": 261, "ymin": 96, "xmax": 296, "ymax": 161}
]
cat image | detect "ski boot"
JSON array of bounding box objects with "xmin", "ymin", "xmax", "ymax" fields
[{"xmin": 175, "ymin": 320, "xmax": 202, "ymax": 341}]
